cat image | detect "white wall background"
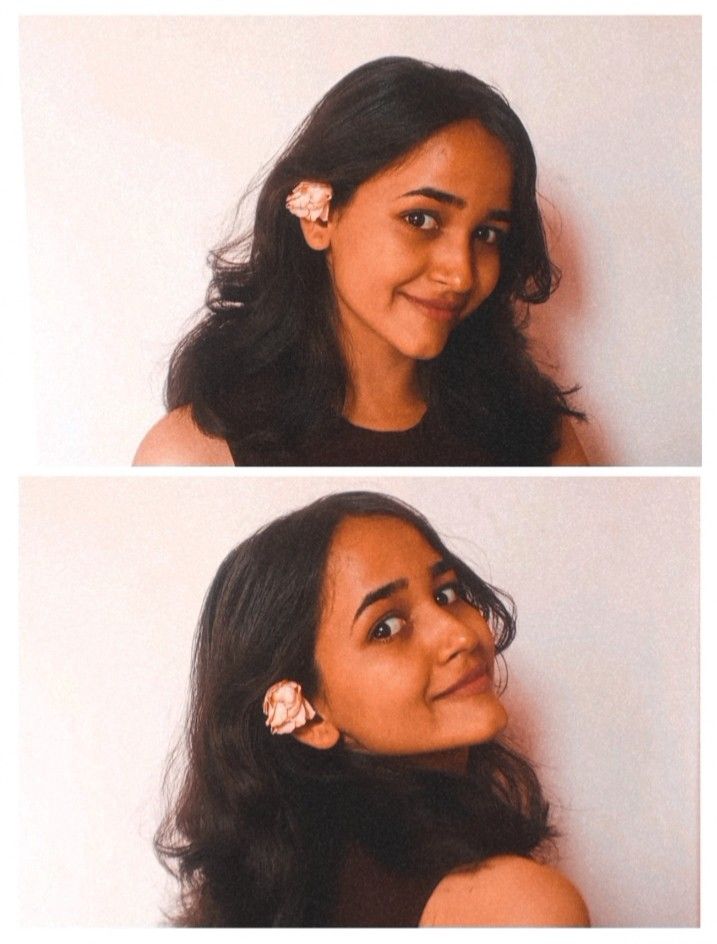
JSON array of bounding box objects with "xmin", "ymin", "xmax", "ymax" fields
[
  {"xmin": 19, "ymin": 475, "xmax": 698, "ymax": 926},
  {"xmin": 18, "ymin": 15, "xmax": 700, "ymax": 466}
]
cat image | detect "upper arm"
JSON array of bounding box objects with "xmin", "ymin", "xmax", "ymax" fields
[
  {"xmin": 420, "ymin": 855, "xmax": 590, "ymax": 927},
  {"xmin": 133, "ymin": 406, "xmax": 234, "ymax": 466},
  {"xmin": 552, "ymin": 416, "xmax": 589, "ymax": 466}
]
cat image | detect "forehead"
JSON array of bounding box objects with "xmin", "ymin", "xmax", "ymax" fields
[
  {"xmin": 322, "ymin": 515, "xmax": 442, "ymax": 603},
  {"xmin": 366, "ymin": 118, "xmax": 513, "ymax": 203}
]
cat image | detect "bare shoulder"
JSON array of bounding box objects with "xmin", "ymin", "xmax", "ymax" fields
[
  {"xmin": 133, "ymin": 406, "xmax": 234, "ymax": 466},
  {"xmin": 420, "ymin": 855, "xmax": 590, "ymax": 927},
  {"xmin": 552, "ymin": 416, "xmax": 589, "ymax": 466}
]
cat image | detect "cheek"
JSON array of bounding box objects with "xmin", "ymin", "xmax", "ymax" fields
[
  {"xmin": 333, "ymin": 226, "xmax": 422, "ymax": 292},
  {"xmin": 318, "ymin": 651, "xmax": 426, "ymax": 731},
  {"xmin": 330, "ymin": 240, "xmax": 384, "ymax": 304}
]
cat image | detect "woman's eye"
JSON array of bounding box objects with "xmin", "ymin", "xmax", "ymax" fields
[
  {"xmin": 370, "ymin": 615, "xmax": 404, "ymax": 641},
  {"xmin": 403, "ymin": 210, "xmax": 439, "ymax": 231},
  {"xmin": 435, "ymin": 583, "xmax": 460, "ymax": 606},
  {"xmin": 474, "ymin": 225, "xmax": 504, "ymax": 245}
]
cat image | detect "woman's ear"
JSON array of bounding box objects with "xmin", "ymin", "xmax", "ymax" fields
[
  {"xmin": 298, "ymin": 215, "xmax": 333, "ymax": 252},
  {"xmin": 286, "ymin": 181, "xmax": 334, "ymax": 250},
  {"xmin": 291, "ymin": 714, "xmax": 341, "ymax": 750}
]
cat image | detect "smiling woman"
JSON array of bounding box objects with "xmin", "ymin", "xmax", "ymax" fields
[
  {"xmin": 314, "ymin": 121, "xmax": 513, "ymax": 373},
  {"xmin": 155, "ymin": 491, "xmax": 589, "ymax": 926},
  {"xmin": 307, "ymin": 514, "xmax": 509, "ymax": 759},
  {"xmin": 134, "ymin": 56, "xmax": 587, "ymax": 466}
]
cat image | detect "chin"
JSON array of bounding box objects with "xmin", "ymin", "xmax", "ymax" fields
[
  {"xmin": 464, "ymin": 699, "xmax": 509, "ymax": 745},
  {"xmin": 400, "ymin": 334, "xmax": 451, "ymax": 361}
]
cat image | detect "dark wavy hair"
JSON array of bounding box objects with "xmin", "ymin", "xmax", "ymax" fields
[
  {"xmin": 155, "ymin": 491, "xmax": 553, "ymax": 926},
  {"xmin": 165, "ymin": 56, "xmax": 582, "ymax": 465}
]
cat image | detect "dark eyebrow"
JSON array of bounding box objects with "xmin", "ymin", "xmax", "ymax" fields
[
  {"xmin": 401, "ymin": 187, "xmax": 466, "ymax": 209},
  {"xmin": 353, "ymin": 578, "xmax": 408, "ymax": 622},
  {"xmin": 352, "ymin": 559, "xmax": 456, "ymax": 623},
  {"xmin": 486, "ymin": 208, "xmax": 513, "ymax": 224},
  {"xmin": 401, "ymin": 188, "xmax": 512, "ymax": 224},
  {"xmin": 430, "ymin": 559, "xmax": 455, "ymax": 578}
]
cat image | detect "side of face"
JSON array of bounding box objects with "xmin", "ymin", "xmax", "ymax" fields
[
  {"xmin": 299, "ymin": 119, "xmax": 513, "ymax": 364},
  {"xmin": 303, "ymin": 515, "xmax": 508, "ymax": 758}
]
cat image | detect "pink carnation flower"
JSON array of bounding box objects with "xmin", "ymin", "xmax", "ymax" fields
[
  {"xmin": 285, "ymin": 181, "xmax": 333, "ymax": 223},
  {"xmin": 262, "ymin": 680, "xmax": 317, "ymax": 735}
]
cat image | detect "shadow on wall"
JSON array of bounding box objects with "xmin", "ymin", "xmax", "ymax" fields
[{"xmin": 525, "ymin": 199, "xmax": 615, "ymax": 465}]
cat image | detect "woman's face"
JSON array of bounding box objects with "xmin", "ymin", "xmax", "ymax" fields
[
  {"xmin": 312, "ymin": 515, "xmax": 508, "ymax": 760},
  {"xmin": 325, "ymin": 119, "xmax": 513, "ymax": 363}
]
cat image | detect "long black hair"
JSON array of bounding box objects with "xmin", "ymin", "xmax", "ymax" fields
[
  {"xmin": 155, "ymin": 491, "xmax": 553, "ymax": 925},
  {"xmin": 165, "ymin": 56, "xmax": 583, "ymax": 465}
]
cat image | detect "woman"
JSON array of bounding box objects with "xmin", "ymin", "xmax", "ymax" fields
[
  {"xmin": 135, "ymin": 57, "xmax": 587, "ymax": 466},
  {"xmin": 155, "ymin": 491, "xmax": 590, "ymax": 925}
]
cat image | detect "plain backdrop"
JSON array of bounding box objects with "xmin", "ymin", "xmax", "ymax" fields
[
  {"xmin": 19, "ymin": 474, "xmax": 698, "ymax": 926},
  {"xmin": 18, "ymin": 15, "xmax": 701, "ymax": 466}
]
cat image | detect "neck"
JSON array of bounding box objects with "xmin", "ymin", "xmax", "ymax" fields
[{"xmin": 340, "ymin": 328, "xmax": 426, "ymax": 431}]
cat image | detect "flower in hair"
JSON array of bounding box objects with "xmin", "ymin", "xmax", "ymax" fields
[
  {"xmin": 262, "ymin": 679, "xmax": 317, "ymax": 735},
  {"xmin": 285, "ymin": 181, "xmax": 333, "ymax": 223}
]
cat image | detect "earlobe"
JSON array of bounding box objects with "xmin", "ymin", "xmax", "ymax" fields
[
  {"xmin": 291, "ymin": 716, "xmax": 341, "ymax": 750},
  {"xmin": 262, "ymin": 677, "xmax": 340, "ymax": 748}
]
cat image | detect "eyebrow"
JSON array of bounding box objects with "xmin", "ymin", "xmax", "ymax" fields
[
  {"xmin": 402, "ymin": 187, "xmax": 466, "ymax": 208},
  {"xmin": 352, "ymin": 558, "xmax": 455, "ymax": 623},
  {"xmin": 401, "ymin": 187, "xmax": 512, "ymax": 223}
]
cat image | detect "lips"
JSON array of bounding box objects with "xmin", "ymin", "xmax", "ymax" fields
[
  {"xmin": 401, "ymin": 291, "xmax": 465, "ymax": 323},
  {"xmin": 434, "ymin": 663, "xmax": 492, "ymax": 699}
]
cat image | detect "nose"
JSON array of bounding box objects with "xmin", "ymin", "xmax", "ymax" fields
[
  {"xmin": 430, "ymin": 604, "xmax": 491, "ymax": 666},
  {"xmin": 429, "ymin": 235, "xmax": 474, "ymax": 295}
]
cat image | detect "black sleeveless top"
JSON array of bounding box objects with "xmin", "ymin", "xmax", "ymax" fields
[
  {"xmin": 326, "ymin": 842, "xmax": 451, "ymax": 927},
  {"xmin": 228, "ymin": 410, "xmax": 494, "ymax": 466}
]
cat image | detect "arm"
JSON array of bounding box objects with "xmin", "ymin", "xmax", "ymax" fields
[
  {"xmin": 133, "ymin": 406, "xmax": 234, "ymax": 466},
  {"xmin": 420, "ymin": 855, "xmax": 590, "ymax": 927},
  {"xmin": 551, "ymin": 416, "xmax": 589, "ymax": 466}
]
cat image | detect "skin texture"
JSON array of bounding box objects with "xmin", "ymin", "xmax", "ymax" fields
[
  {"xmin": 551, "ymin": 418, "xmax": 588, "ymax": 464},
  {"xmin": 133, "ymin": 406, "xmax": 233, "ymax": 465},
  {"xmin": 419, "ymin": 854, "xmax": 591, "ymax": 927},
  {"xmin": 293, "ymin": 515, "xmax": 508, "ymax": 758}
]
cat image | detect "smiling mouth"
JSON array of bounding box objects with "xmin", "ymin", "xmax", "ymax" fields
[
  {"xmin": 434, "ymin": 663, "xmax": 492, "ymax": 699},
  {"xmin": 401, "ymin": 292, "xmax": 465, "ymax": 323}
]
